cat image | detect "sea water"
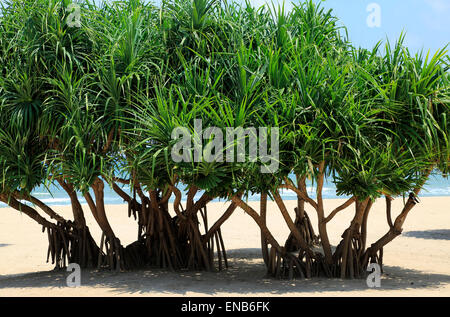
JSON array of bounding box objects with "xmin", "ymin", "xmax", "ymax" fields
[{"xmin": 1, "ymin": 173, "xmax": 449, "ymax": 207}]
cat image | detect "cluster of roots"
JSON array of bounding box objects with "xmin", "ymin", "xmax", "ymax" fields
[
  {"xmin": 2, "ymin": 173, "xmax": 423, "ymax": 280},
  {"xmin": 45, "ymin": 222, "xmax": 100, "ymax": 269},
  {"xmin": 43, "ymin": 201, "xmax": 385, "ymax": 280},
  {"xmin": 42, "ymin": 202, "xmax": 230, "ymax": 273},
  {"xmin": 124, "ymin": 192, "xmax": 229, "ymax": 272},
  {"xmin": 264, "ymin": 216, "xmax": 385, "ymax": 279},
  {"xmin": 69, "ymin": 184, "xmax": 232, "ymax": 272}
]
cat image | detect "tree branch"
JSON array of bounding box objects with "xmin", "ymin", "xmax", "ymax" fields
[
  {"xmin": 365, "ymin": 167, "xmax": 433, "ymax": 259},
  {"xmin": 0, "ymin": 194, "xmax": 55, "ymax": 228},
  {"xmin": 385, "ymin": 195, "xmax": 394, "ymax": 229},
  {"xmin": 271, "ymin": 189, "xmax": 315, "ymax": 258},
  {"xmin": 204, "ymin": 202, "xmax": 238, "ymax": 241},
  {"xmin": 171, "ymin": 186, "xmax": 186, "ymax": 220},
  {"xmin": 281, "ymin": 178, "xmax": 318, "ymax": 210},
  {"xmin": 231, "ymin": 195, "xmax": 284, "ymax": 254},
  {"xmin": 14, "ymin": 191, "xmax": 66, "ymax": 224},
  {"xmin": 324, "ymin": 197, "xmax": 356, "ymax": 223},
  {"xmin": 112, "ymin": 177, "xmax": 130, "ymax": 185}
]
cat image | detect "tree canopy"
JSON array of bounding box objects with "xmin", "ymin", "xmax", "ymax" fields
[{"xmin": 0, "ymin": 0, "xmax": 448, "ymax": 278}]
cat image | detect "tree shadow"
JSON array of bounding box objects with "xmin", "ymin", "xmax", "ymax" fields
[
  {"xmin": 403, "ymin": 229, "xmax": 450, "ymax": 241},
  {"xmin": 0, "ymin": 248, "xmax": 449, "ymax": 295}
]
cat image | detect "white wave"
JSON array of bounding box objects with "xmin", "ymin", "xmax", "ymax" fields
[
  {"xmin": 422, "ymin": 187, "xmax": 450, "ymax": 195},
  {"xmin": 32, "ymin": 192, "xmax": 51, "ymax": 196},
  {"xmin": 39, "ymin": 198, "xmax": 71, "ymax": 204}
]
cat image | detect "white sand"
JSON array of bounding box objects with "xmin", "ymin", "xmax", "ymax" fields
[{"xmin": 0, "ymin": 197, "xmax": 449, "ymax": 296}]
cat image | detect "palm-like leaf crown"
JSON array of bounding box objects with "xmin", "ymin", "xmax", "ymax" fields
[{"xmin": 0, "ymin": 0, "xmax": 448, "ymax": 203}]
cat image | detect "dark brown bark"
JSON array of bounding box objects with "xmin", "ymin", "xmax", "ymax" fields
[
  {"xmin": 0, "ymin": 194, "xmax": 71, "ymax": 268},
  {"xmin": 364, "ymin": 193, "xmax": 418, "ymax": 260},
  {"xmin": 260, "ymin": 192, "xmax": 270, "ymax": 266},
  {"xmin": 280, "ymin": 182, "xmax": 318, "ymax": 210},
  {"xmin": 324, "ymin": 197, "xmax": 356, "ymax": 223},
  {"xmin": 111, "ymin": 181, "xmax": 133, "ymax": 203},
  {"xmin": 296, "ymin": 175, "xmax": 306, "ymax": 219},
  {"xmin": 316, "ymin": 161, "xmax": 333, "ymax": 265},
  {"xmin": 83, "ymin": 191, "xmax": 100, "ymax": 224},
  {"xmin": 189, "ymin": 193, "xmax": 213, "ymax": 217},
  {"xmin": 171, "ymin": 185, "xmax": 187, "ymax": 220},
  {"xmin": 81, "ymin": 177, "xmax": 123, "ymax": 270},
  {"xmin": 13, "ymin": 191, "xmax": 66, "ymax": 224},
  {"xmin": 271, "ymin": 190, "xmax": 315, "ymax": 259},
  {"xmin": 92, "ymin": 178, "xmax": 115, "ymax": 237},
  {"xmin": 363, "ymin": 168, "xmax": 433, "ymax": 266},
  {"xmin": 57, "ymin": 179, "xmax": 86, "ymax": 228},
  {"xmin": 284, "ymin": 176, "xmax": 318, "ymax": 251},
  {"xmin": 385, "ymin": 195, "xmax": 394, "ymax": 229},
  {"xmin": 338, "ymin": 198, "xmax": 369, "ymax": 278},
  {"xmin": 232, "ymin": 195, "xmax": 307, "ymax": 278},
  {"xmin": 0, "ymin": 194, "xmax": 54, "ymax": 227},
  {"xmin": 360, "ymin": 199, "xmax": 374, "ymax": 252}
]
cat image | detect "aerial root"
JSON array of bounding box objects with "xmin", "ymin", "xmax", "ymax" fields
[{"xmin": 285, "ymin": 210, "xmax": 319, "ymax": 252}]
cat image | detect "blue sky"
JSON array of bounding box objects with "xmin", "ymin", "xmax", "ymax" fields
[
  {"xmin": 1, "ymin": 0, "xmax": 448, "ymax": 54},
  {"xmin": 250, "ymin": 0, "xmax": 450, "ymax": 54}
]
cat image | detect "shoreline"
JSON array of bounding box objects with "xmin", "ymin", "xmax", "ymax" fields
[{"xmin": 1, "ymin": 197, "xmax": 449, "ymax": 296}]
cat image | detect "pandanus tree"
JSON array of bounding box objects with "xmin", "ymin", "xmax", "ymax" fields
[
  {"xmin": 351, "ymin": 39, "xmax": 450, "ymax": 275},
  {"xmin": 0, "ymin": 100, "xmax": 74, "ymax": 268},
  {"xmin": 165, "ymin": 1, "xmax": 449, "ymax": 278},
  {"xmin": 85, "ymin": 0, "xmax": 164, "ymax": 270},
  {"xmin": 128, "ymin": 87, "xmax": 233, "ymax": 271},
  {"xmin": 0, "ymin": 0, "xmax": 102, "ymax": 268},
  {"xmin": 1, "ymin": 0, "xmax": 448, "ymax": 279},
  {"xmin": 237, "ymin": 37, "xmax": 448, "ymax": 278},
  {"xmin": 123, "ymin": 0, "xmax": 248, "ymax": 271}
]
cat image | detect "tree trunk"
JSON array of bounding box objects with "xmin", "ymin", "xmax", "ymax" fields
[
  {"xmin": 231, "ymin": 195, "xmax": 303, "ymax": 278},
  {"xmin": 260, "ymin": 193, "xmax": 270, "ymax": 266},
  {"xmin": 334, "ymin": 198, "xmax": 369, "ymax": 279},
  {"xmin": 83, "ymin": 177, "xmax": 123, "ymax": 270},
  {"xmin": 316, "ymin": 162, "xmax": 333, "ymax": 266}
]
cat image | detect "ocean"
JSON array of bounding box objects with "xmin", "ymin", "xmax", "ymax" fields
[{"xmin": 1, "ymin": 174, "xmax": 449, "ymax": 207}]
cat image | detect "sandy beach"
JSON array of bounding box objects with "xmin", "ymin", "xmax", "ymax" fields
[{"xmin": 0, "ymin": 197, "xmax": 449, "ymax": 297}]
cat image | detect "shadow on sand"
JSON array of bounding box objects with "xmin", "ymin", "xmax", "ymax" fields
[
  {"xmin": 403, "ymin": 229, "xmax": 450, "ymax": 241},
  {"xmin": 0, "ymin": 248, "xmax": 449, "ymax": 295}
]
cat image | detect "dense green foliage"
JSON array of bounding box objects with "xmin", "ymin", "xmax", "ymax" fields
[{"xmin": 0, "ymin": 0, "xmax": 448, "ymax": 278}]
